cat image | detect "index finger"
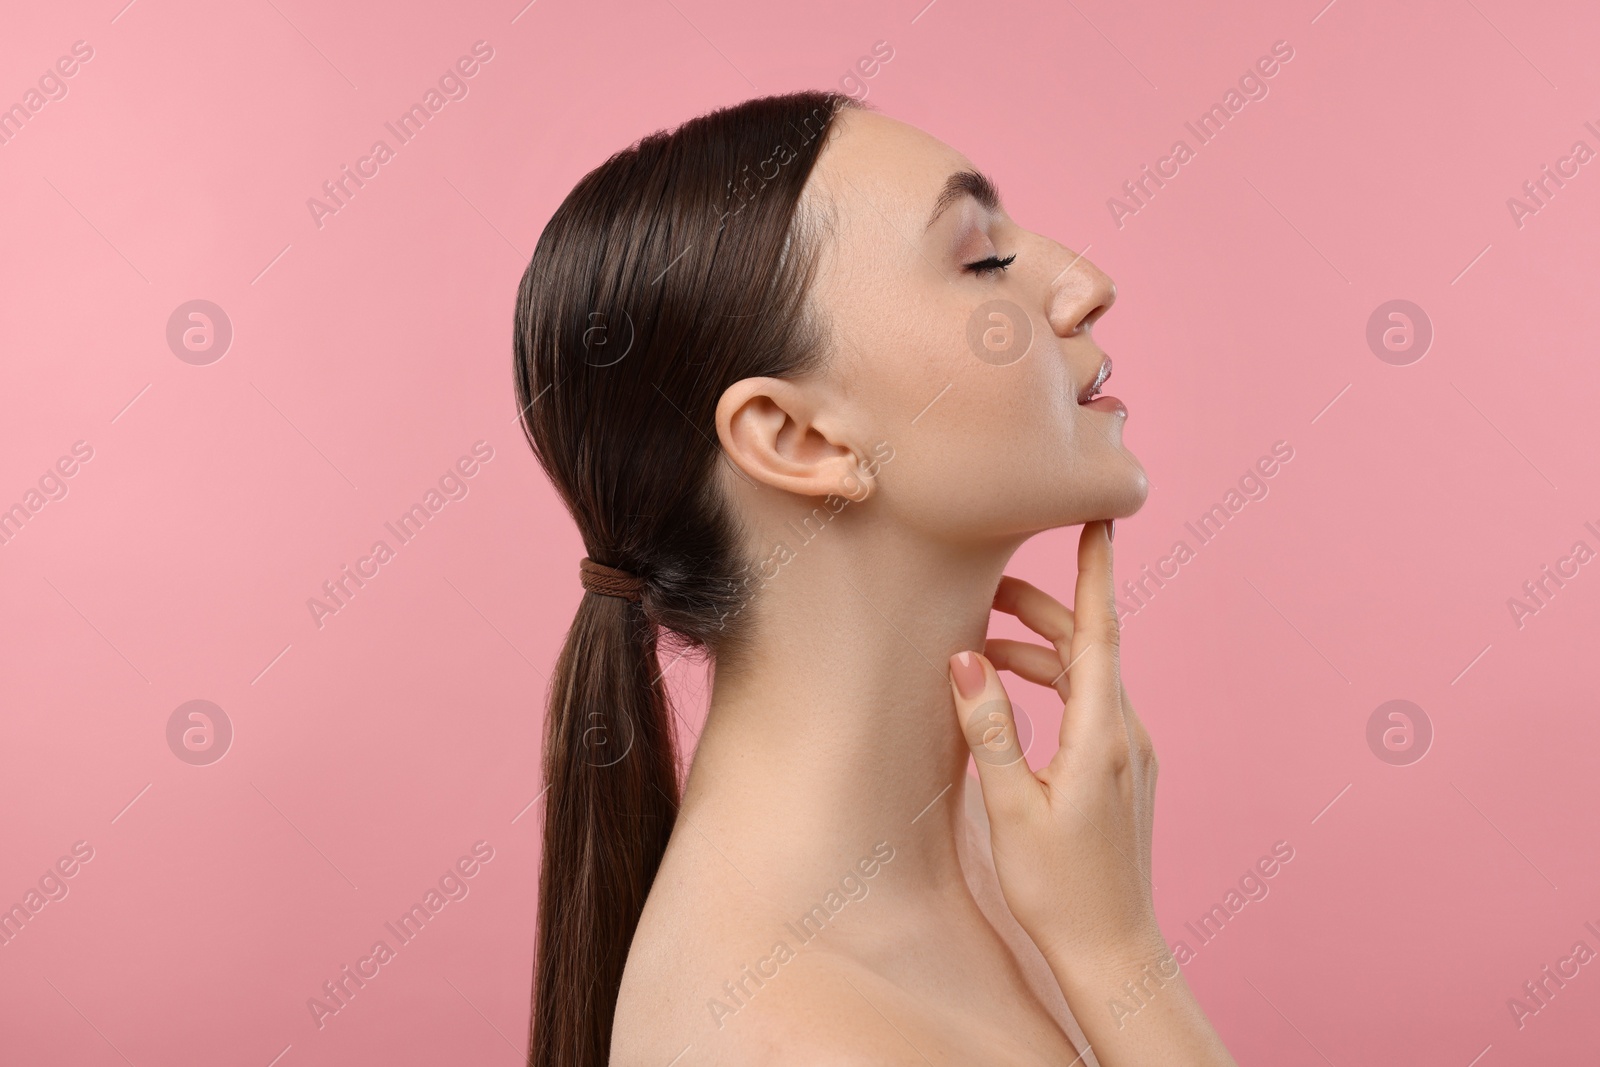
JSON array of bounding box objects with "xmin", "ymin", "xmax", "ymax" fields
[{"xmin": 1060, "ymin": 519, "xmax": 1124, "ymax": 752}]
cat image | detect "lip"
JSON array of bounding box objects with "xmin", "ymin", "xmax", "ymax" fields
[
  {"xmin": 1080, "ymin": 394, "xmax": 1127, "ymax": 417},
  {"xmin": 1077, "ymin": 356, "xmax": 1112, "ymax": 404}
]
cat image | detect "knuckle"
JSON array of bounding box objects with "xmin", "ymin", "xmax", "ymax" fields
[
  {"xmin": 1098, "ymin": 607, "xmax": 1122, "ymax": 650},
  {"xmin": 1101, "ymin": 730, "xmax": 1132, "ymax": 774},
  {"xmin": 1099, "ymin": 626, "xmax": 1121, "ymax": 654},
  {"xmin": 966, "ymin": 699, "xmax": 1020, "ymax": 765}
]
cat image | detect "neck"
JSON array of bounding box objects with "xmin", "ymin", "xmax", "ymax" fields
[{"xmin": 679, "ymin": 513, "xmax": 1022, "ymax": 900}]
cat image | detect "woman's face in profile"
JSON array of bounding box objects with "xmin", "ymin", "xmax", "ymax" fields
[{"xmin": 801, "ymin": 107, "xmax": 1149, "ymax": 539}]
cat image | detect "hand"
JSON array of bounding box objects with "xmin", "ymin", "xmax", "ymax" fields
[
  {"xmin": 948, "ymin": 520, "xmax": 1237, "ymax": 1065},
  {"xmin": 947, "ymin": 519, "xmax": 1163, "ymax": 977}
]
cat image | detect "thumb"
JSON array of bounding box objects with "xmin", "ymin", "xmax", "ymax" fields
[{"xmin": 949, "ymin": 650, "xmax": 1040, "ymax": 818}]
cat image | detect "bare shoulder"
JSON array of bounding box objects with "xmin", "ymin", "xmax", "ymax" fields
[
  {"xmin": 615, "ymin": 906, "xmax": 929, "ymax": 1066},
  {"xmin": 611, "ymin": 784, "xmax": 1078, "ymax": 1067},
  {"xmin": 611, "ymin": 837, "xmax": 934, "ymax": 1067},
  {"xmin": 613, "ymin": 940, "xmax": 935, "ymax": 1067}
]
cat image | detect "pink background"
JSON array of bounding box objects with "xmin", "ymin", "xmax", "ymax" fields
[{"xmin": 3, "ymin": 0, "xmax": 1598, "ymax": 1063}]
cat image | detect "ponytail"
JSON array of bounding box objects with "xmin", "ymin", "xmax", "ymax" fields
[{"xmin": 530, "ymin": 588, "xmax": 679, "ymax": 1067}]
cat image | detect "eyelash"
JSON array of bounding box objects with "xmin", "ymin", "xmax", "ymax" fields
[{"xmin": 963, "ymin": 253, "xmax": 1016, "ymax": 277}]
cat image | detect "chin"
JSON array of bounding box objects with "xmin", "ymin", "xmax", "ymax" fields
[
  {"xmin": 1090, "ymin": 471, "xmax": 1151, "ymax": 522},
  {"xmin": 1120, "ymin": 470, "xmax": 1152, "ymax": 513}
]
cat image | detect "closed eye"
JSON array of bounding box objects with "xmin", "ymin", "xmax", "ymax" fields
[{"xmin": 963, "ymin": 253, "xmax": 1016, "ymax": 277}]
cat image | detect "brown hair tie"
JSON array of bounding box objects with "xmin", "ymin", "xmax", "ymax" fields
[{"xmin": 579, "ymin": 557, "xmax": 645, "ymax": 602}]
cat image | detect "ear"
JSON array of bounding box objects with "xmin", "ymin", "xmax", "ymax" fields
[{"xmin": 715, "ymin": 376, "xmax": 874, "ymax": 502}]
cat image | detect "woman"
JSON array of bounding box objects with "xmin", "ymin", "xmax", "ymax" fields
[{"xmin": 513, "ymin": 90, "xmax": 1236, "ymax": 1066}]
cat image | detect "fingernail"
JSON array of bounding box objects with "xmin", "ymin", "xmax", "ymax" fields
[
  {"xmin": 950, "ymin": 650, "xmax": 986, "ymax": 699},
  {"xmin": 1108, "ymin": 519, "xmax": 1116, "ymax": 542}
]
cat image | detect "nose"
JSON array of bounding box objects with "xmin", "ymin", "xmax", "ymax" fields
[{"xmin": 1046, "ymin": 251, "xmax": 1116, "ymax": 339}]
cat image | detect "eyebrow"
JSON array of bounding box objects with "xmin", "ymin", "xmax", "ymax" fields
[{"xmin": 925, "ymin": 168, "xmax": 1002, "ymax": 230}]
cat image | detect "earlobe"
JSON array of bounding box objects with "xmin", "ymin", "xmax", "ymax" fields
[{"xmin": 716, "ymin": 377, "xmax": 872, "ymax": 501}]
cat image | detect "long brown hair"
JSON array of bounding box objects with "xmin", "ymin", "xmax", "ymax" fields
[{"xmin": 512, "ymin": 90, "xmax": 856, "ymax": 1067}]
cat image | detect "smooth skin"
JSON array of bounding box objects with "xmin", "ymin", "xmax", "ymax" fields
[{"xmin": 610, "ymin": 107, "xmax": 1235, "ymax": 1065}]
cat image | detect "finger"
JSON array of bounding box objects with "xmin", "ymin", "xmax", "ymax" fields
[
  {"xmin": 1060, "ymin": 520, "xmax": 1124, "ymax": 754},
  {"xmin": 991, "ymin": 575, "xmax": 1076, "ymax": 655},
  {"xmin": 984, "ymin": 638, "xmax": 1071, "ymax": 704},
  {"xmin": 1120, "ymin": 681, "xmax": 1157, "ymax": 868},
  {"xmin": 948, "ymin": 650, "xmax": 1042, "ymax": 820}
]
